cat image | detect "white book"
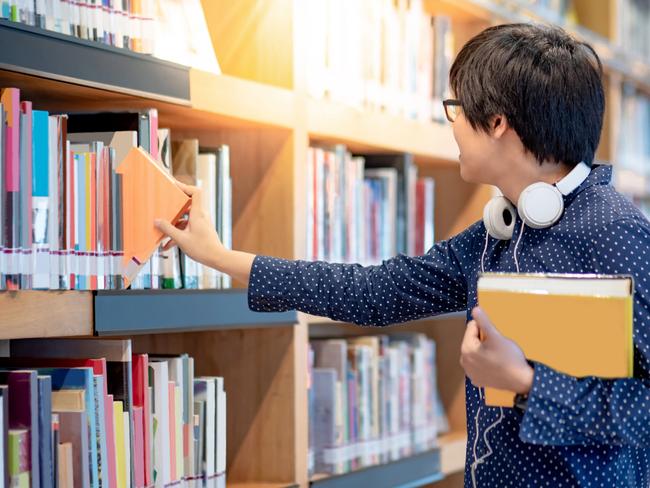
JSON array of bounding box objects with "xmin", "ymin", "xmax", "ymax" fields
[
  {"xmin": 150, "ymin": 361, "xmax": 171, "ymax": 486},
  {"xmin": 196, "ymin": 153, "xmax": 218, "ymax": 289},
  {"xmin": 218, "ymin": 146, "xmax": 231, "ymax": 289},
  {"xmin": 194, "ymin": 378, "xmax": 215, "ymax": 477},
  {"xmin": 216, "ymin": 381, "xmax": 226, "ymax": 475}
]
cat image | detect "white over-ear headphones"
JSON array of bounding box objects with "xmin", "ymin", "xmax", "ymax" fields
[{"xmin": 483, "ymin": 161, "xmax": 591, "ymax": 240}]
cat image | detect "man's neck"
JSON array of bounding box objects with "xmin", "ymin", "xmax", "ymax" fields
[{"xmin": 499, "ymin": 159, "xmax": 573, "ymax": 204}]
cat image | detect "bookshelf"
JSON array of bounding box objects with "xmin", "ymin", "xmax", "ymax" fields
[{"xmin": 0, "ymin": 0, "xmax": 647, "ymax": 487}]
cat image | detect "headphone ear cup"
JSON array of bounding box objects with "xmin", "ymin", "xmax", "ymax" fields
[
  {"xmin": 517, "ymin": 182, "xmax": 564, "ymax": 229},
  {"xmin": 483, "ymin": 196, "xmax": 516, "ymax": 240}
]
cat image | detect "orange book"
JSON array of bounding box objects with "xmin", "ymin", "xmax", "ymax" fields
[
  {"xmin": 115, "ymin": 146, "xmax": 191, "ymax": 287},
  {"xmin": 477, "ymin": 273, "xmax": 634, "ymax": 407}
]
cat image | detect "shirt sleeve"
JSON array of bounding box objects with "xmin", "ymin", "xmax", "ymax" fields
[
  {"xmin": 520, "ymin": 218, "xmax": 650, "ymax": 448},
  {"xmin": 247, "ymin": 223, "xmax": 482, "ymax": 326}
]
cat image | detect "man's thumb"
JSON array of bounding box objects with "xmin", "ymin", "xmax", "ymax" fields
[{"xmin": 155, "ymin": 219, "xmax": 183, "ymax": 243}]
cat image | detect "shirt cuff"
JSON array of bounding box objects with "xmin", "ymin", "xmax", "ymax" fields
[
  {"xmin": 247, "ymin": 255, "xmax": 295, "ymax": 312},
  {"xmin": 519, "ymin": 361, "xmax": 581, "ymax": 445}
]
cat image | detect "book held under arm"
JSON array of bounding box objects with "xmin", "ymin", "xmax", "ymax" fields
[{"xmin": 478, "ymin": 273, "xmax": 634, "ymax": 407}]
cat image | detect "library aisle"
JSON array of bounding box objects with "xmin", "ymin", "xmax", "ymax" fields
[{"xmin": 0, "ymin": 0, "xmax": 647, "ymax": 487}]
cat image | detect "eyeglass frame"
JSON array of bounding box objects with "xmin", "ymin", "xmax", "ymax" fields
[{"xmin": 443, "ymin": 99, "xmax": 462, "ymax": 123}]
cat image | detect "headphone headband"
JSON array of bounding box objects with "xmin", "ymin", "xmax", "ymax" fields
[{"xmin": 555, "ymin": 161, "xmax": 591, "ymax": 196}]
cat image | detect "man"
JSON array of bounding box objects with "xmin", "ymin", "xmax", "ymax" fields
[{"xmin": 156, "ymin": 23, "xmax": 650, "ymax": 487}]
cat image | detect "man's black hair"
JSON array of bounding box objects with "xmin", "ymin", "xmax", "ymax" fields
[{"xmin": 449, "ymin": 23, "xmax": 604, "ymax": 166}]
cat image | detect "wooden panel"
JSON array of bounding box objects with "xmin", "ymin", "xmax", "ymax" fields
[
  {"xmin": 573, "ymin": 0, "xmax": 616, "ymax": 40},
  {"xmin": 131, "ymin": 324, "xmax": 306, "ymax": 485},
  {"xmin": 171, "ymin": 128, "xmax": 296, "ymax": 266},
  {"xmin": 201, "ymin": 0, "xmax": 294, "ymax": 89},
  {"xmin": 307, "ymin": 98, "xmax": 459, "ymax": 163},
  {"xmin": 0, "ymin": 291, "xmax": 93, "ymax": 339}
]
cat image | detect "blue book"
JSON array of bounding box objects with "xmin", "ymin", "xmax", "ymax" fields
[
  {"xmin": 31, "ymin": 110, "xmax": 50, "ymax": 289},
  {"xmin": 37, "ymin": 376, "xmax": 54, "ymax": 488},
  {"xmin": 32, "ymin": 111, "xmax": 49, "ymax": 198}
]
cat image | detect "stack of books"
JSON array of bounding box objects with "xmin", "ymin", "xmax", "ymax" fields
[
  {"xmin": 0, "ymin": 338, "xmax": 226, "ymax": 488},
  {"xmin": 0, "ymin": 87, "xmax": 232, "ymax": 291},
  {"xmin": 305, "ymin": 0, "xmax": 453, "ymax": 122},
  {"xmin": 308, "ymin": 332, "xmax": 448, "ymax": 476},
  {"xmin": 306, "ymin": 145, "xmax": 435, "ymax": 265}
]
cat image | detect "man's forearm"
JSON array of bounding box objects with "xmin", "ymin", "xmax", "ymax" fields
[{"xmin": 211, "ymin": 249, "xmax": 256, "ymax": 285}]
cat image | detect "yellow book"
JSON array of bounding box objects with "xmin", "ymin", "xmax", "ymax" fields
[
  {"xmin": 113, "ymin": 401, "xmax": 126, "ymax": 488},
  {"xmin": 477, "ymin": 273, "xmax": 634, "ymax": 407}
]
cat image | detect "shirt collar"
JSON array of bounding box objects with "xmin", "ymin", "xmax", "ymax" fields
[{"xmin": 564, "ymin": 163, "xmax": 612, "ymax": 203}]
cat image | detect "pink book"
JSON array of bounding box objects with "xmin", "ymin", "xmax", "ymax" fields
[
  {"xmin": 168, "ymin": 382, "xmax": 177, "ymax": 482},
  {"xmin": 133, "ymin": 407, "xmax": 145, "ymax": 488},
  {"xmin": 104, "ymin": 394, "xmax": 118, "ymax": 488},
  {"xmin": 1, "ymin": 88, "xmax": 20, "ymax": 288}
]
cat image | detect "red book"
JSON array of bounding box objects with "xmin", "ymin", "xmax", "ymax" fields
[
  {"xmin": 132, "ymin": 354, "xmax": 152, "ymax": 486},
  {"xmin": 132, "ymin": 407, "xmax": 145, "ymax": 488}
]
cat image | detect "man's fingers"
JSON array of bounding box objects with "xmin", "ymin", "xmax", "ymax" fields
[
  {"xmin": 174, "ymin": 179, "xmax": 199, "ymax": 196},
  {"xmin": 461, "ymin": 320, "xmax": 481, "ymax": 354},
  {"xmin": 472, "ymin": 306, "xmax": 498, "ymax": 339},
  {"xmin": 155, "ymin": 219, "xmax": 183, "ymax": 244}
]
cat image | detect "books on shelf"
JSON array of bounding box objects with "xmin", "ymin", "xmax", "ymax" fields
[
  {"xmin": 614, "ymin": 82, "xmax": 650, "ymax": 213},
  {"xmin": 0, "ymin": 0, "xmax": 157, "ymax": 55},
  {"xmin": 616, "ymin": 0, "xmax": 650, "ymax": 62},
  {"xmin": 1, "ymin": 338, "xmax": 227, "ymax": 488},
  {"xmin": 0, "ymin": 87, "xmax": 233, "ymax": 290},
  {"xmin": 306, "ymin": 145, "xmax": 435, "ymax": 264},
  {"xmin": 171, "ymin": 140, "xmax": 232, "ymax": 290},
  {"xmin": 305, "ymin": 0, "xmax": 453, "ymax": 123},
  {"xmin": 308, "ymin": 332, "xmax": 448, "ymax": 477}
]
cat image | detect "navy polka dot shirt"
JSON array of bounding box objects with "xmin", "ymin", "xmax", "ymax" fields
[{"xmin": 248, "ymin": 164, "xmax": 650, "ymax": 487}]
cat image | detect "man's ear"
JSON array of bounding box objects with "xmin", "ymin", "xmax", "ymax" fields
[{"xmin": 490, "ymin": 114, "xmax": 508, "ymax": 139}]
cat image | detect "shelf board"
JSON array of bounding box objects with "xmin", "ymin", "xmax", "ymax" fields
[
  {"xmin": 94, "ymin": 288, "xmax": 298, "ymax": 335},
  {"xmin": 310, "ymin": 449, "xmax": 442, "ymax": 488},
  {"xmin": 438, "ymin": 431, "xmax": 467, "ymax": 476},
  {"xmin": 0, "ymin": 19, "xmax": 190, "ymax": 104},
  {"xmin": 426, "ymin": 0, "xmax": 650, "ymax": 92},
  {"xmin": 0, "ymin": 291, "xmax": 93, "ymax": 339},
  {"xmin": 307, "ymin": 98, "xmax": 459, "ymax": 163},
  {"xmin": 189, "ymin": 70, "xmax": 297, "ymax": 130}
]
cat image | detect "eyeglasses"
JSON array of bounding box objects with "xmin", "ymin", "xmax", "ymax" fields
[{"xmin": 443, "ymin": 99, "xmax": 462, "ymax": 123}]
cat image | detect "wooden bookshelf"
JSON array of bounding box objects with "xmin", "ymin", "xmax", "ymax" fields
[
  {"xmin": 0, "ymin": 0, "xmax": 644, "ymax": 487},
  {"xmin": 307, "ymin": 98, "xmax": 459, "ymax": 163}
]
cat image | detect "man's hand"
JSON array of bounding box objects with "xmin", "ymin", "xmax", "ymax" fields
[
  {"xmin": 154, "ymin": 180, "xmax": 225, "ymax": 269},
  {"xmin": 460, "ymin": 307, "xmax": 534, "ymax": 394}
]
